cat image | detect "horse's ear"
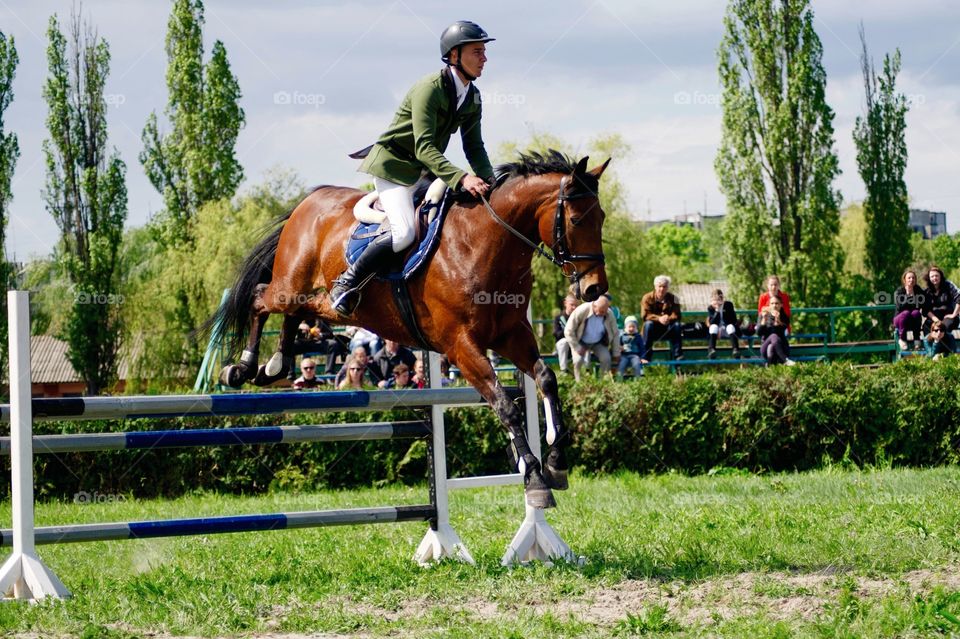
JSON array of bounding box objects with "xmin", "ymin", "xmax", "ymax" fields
[
  {"xmin": 589, "ymin": 158, "xmax": 611, "ymax": 178},
  {"xmin": 573, "ymin": 156, "xmax": 589, "ymax": 175}
]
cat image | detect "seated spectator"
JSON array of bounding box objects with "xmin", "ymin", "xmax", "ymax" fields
[
  {"xmin": 757, "ymin": 274, "xmax": 792, "ymax": 319},
  {"xmin": 707, "ymin": 289, "xmax": 741, "ymax": 359},
  {"xmin": 617, "ymin": 315, "xmax": 647, "ymax": 379},
  {"xmin": 411, "ymin": 358, "xmax": 427, "ymax": 389},
  {"xmin": 758, "ymin": 295, "xmax": 794, "ymax": 366},
  {"xmin": 295, "ymin": 318, "xmax": 348, "ymax": 374},
  {"xmin": 553, "ymin": 294, "xmax": 579, "ymax": 375},
  {"xmin": 334, "ymin": 346, "xmax": 372, "ymax": 388},
  {"xmin": 346, "ymin": 326, "xmax": 381, "ymax": 356},
  {"xmin": 564, "ymin": 295, "xmax": 620, "ymax": 381},
  {"xmin": 925, "ymin": 319, "xmax": 956, "ymax": 359},
  {"xmin": 292, "ymin": 357, "xmax": 325, "ymax": 389},
  {"xmin": 439, "ymin": 354, "xmax": 453, "ymax": 386},
  {"xmin": 370, "ymin": 339, "xmax": 418, "ymax": 385},
  {"xmin": 922, "ymin": 265, "xmax": 960, "ymax": 336},
  {"xmin": 337, "ymin": 354, "xmax": 372, "ymax": 390},
  {"xmin": 640, "ymin": 275, "xmax": 683, "ymax": 361},
  {"xmin": 380, "ymin": 362, "xmax": 416, "ymax": 389},
  {"xmin": 894, "ymin": 268, "xmax": 925, "ymax": 351}
]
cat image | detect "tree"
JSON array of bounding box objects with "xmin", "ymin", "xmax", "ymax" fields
[
  {"xmin": 42, "ymin": 13, "xmax": 128, "ymax": 395},
  {"xmin": 0, "ymin": 31, "xmax": 19, "ymax": 388},
  {"xmin": 716, "ymin": 0, "xmax": 842, "ymax": 307},
  {"xmin": 644, "ymin": 224, "xmax": 711, "ymax": 282},
  {"xmin": 140, "ymin": 0, "xmax": 244, "ymax": 246},
  {"xmin": 853, "ymin": 26, "xmax": 910, "ymax": 294}
]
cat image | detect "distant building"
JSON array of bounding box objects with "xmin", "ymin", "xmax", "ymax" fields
[
  {"xmin": 909, "ymin": 209, "xmax": 947, "ymax": 239},
  {"xmin": 23, "ymin": 334, "xmax": 130, "ymax": 398},
  {"xmin": 644, "ymin": 212, "xmax": 725, "ymax": 231}
]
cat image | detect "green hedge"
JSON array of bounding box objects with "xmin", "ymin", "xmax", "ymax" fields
[{"xmin": 3, "ymin": 358, "xmax": 960, "ymax": 500}]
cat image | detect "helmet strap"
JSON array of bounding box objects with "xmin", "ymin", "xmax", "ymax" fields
[{"xmin": 452, "ymin": 45, "xmax": 477, "ymax": 82}]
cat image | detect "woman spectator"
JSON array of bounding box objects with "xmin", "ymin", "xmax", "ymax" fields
[
  {"xmin": 922, "ymin": 265, "xmax": 960, "ymax": 336},
  {"xmin": 893, "ymin": 269, "xmax": 925, "ymax": 351},
  {"xmin": 925, "ymin": 320, "xmax": 956, "ymax": 359},
  {"xmin": 757, "ymin": 275, "xmax": 791, "ymax": 319},
  {"xmin": 337, "ymin": 354, "xmax": 371, "ymax": 390},
  {"xmin": 758, "ymin": 295, "xmax": 794, "ymax": 366}
]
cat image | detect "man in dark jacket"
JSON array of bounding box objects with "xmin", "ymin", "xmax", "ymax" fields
[
  {"xmin": 640, "ymin": 275, "xmax": 683, "ymax": 360},
  {"xmin": 370, "ymin": 339, "xmax": 418, "ymax": 385}
]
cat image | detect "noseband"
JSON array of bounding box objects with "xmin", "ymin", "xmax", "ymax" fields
[{"xmin": 480, "ymin": 175, "xmax": 606, "ymax": 289}]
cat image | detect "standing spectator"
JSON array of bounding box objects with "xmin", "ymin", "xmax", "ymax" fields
[
  {"xmin": 553, "ymin": 294, "xmax": 579, "ymax": 375},
  {"xmin": 292, "ymin": 357, "xmax": 325, "ymax": 389},
  {"xmin": 894, "ymin": 269, "xmax": 925, "ymax": 351},
  {"xmin": 922, "ymin": 265, "xmax": 960, "ymax": 336},
  {"xmin": 758, "ymin": 295, "xmax": 794, "ymax": 366},
  {"xmin": 925, "ymin": 319, "xmax": 956, "ymax": 359},
  {"xmin": 640, "ymin": 275, "xmax": 683, "ymax": 361},
  {"xmin": 617, "ymin": 315, "xmax": 647, "ymax": 379},
  {"xmin": 757, "ymin": 275, "xmax": 792, "ymax": 319},
  {"xmin": 564, "ymin": 295, "xmax": 620, "ymax": 381},
  {"xmin": 370, "ymin": 339, "xmax": 418, "ymax": 384},
  {"xmin": 337, "ymin": 354, "xmax": 372, "ymax": 390},
  {"xmin": 707, "ymin": 289, "xmax": 741, "ymax": 359}
]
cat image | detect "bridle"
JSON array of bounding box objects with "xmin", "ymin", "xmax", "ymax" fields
[{"xmin": 480, "ymin": 175, "xmax": 606, "ymax": 290}]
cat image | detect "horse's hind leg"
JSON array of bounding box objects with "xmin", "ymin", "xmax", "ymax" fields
[
  {"xmin": 219, "ymin": 285, "xmax": 270, "ymax": 388},
  {"xmin": 251, "ymin": 314, "xmax": 299, "ymax": 386},
  {"xmin": 450, "ymin": 338, "xmax": 556, "ymax": 509}
]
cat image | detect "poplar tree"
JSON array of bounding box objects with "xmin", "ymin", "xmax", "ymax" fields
[
  {"xmin": 43, "ymin": 13, "xmax": 128, "ymax": 395},
  {"xmin": 0, "ymin": 31, "xmax": 19, "ymax": 383},
  {"xmin": 716, "ymin": 0, "xmax": 842, "ymax": 306},
  {"xmin": 853, "ymin": 26, "xmax": 910, "ymax": 294}
]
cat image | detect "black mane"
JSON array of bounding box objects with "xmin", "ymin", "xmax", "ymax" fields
[{"xmin": 493, "ymin": 149, "xmax": 597, "ymax": 193}]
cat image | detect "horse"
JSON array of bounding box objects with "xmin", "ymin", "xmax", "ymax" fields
[{"xmin": 206, "ymin": 150, "xmax": 610, "ymax": 509}]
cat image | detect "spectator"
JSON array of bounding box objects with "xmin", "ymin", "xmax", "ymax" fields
[
  {"xmin": 381, "ymin": 362, "xmax": 416, "ymax": 389},
  {"xmin": 370, "ymin": 339, "xmax": 418, "ymax": 384},
  {"xmin": 707, "ymin": 289, "xmax": 741, "ymax": 359},
  {"xmin": 553, "ymin": 294, "xmax": 579, "ymax": 375},
  {"xmin": 337, "ymin": 354, "xmax": 372, "ymax": 390},
  {"xmin": 296, "ymin": 318, "xmax": 348, "ymax": 375},
  {"xmin": 346, "ymin": 326, "xmax": 381, "ymax": 356},
  {"xmin": 757, "ymin": 275, "xmax": 792, "ymax": 318},
  {"xmin": 292, "ymin": 357, "xmax": 325, "ymax": 389},
  {"xmin": 925, "ymin": 319, "xmax": 956, "ymax": 359},
  {"xmin": 411, "ymin": 358, "xmax": 427, "ymax": 388},
  {"xmin": 564, "ymin": 295, "xmax": 620, "ymax": 381},
  {"xmin": 439, "ymin": 354, "xmax": 454, "ymax": 386},
  {"xmin": 922, "ymin": 265, "xmax": 960, "ymax": 336},
  {"xmin": 894, "ymin": 269, "xmax": 925, "ymax": 351},
  {"xmin": 640, "ymin": 275, "xmax": 683, "ymax": 361},
  {"xmin": 617, "ymin": 315, "xmax": 647, "ymax": 379},
  {"xmin": 334, "ymin": 346, "xmax": 372, "ymax": 388},
  {"xmin": 758, "ymin": 295, "xmax": 794, "ymax": 366}
]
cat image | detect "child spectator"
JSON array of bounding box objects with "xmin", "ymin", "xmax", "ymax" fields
[
  {"xmin": 381, "ymin": 363, "xmax": 416, "ymax": 389},
  {"xmin": 925, "ymin": 320, "xmax": 956, "ymax": 359},
  {"xmin": 617, "ymin": 315, "xmax": 647, "ymax": 379},
  {"xmin": 758, "ymin": 295, "xmax": 794, "ymax": 366},
  {"xmin": 707, "ymin": 289, "xmax": 741, "ymax": 359},
  {"xmin": 411, "ymin": 358, "xmax": 427, "ymax": 389}
]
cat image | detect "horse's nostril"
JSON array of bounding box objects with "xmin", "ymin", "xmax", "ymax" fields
[{"xmin": 582, "ymin": 284, "xmax": 600, "ymax": 302}]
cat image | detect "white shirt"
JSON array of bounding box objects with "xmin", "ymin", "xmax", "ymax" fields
[{"xmin": 448, "ymin": 65, "xmax": 471, "ymax": 110}]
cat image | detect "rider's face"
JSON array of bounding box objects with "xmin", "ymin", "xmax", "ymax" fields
[{"xmin": 454, "ymin": 43, "xmax": 487, "ymax": 78}]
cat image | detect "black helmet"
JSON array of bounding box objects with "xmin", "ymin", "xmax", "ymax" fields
[{"xmin": 440, "ymin": 21, "xmax": 495, "ymax": 62}]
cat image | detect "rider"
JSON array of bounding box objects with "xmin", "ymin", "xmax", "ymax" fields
[{"xmin": 331, "ymin": 20, "xmax": 497, "ymax": 315}]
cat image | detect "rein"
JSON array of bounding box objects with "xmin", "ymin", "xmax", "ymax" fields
[{"xmin": 479, "ymin": 175, "xmax": 606, "ymax": 287}]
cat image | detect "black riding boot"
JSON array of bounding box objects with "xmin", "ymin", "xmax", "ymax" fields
[{"xmin": 329, "ymin": 232, "xmax": 396, "ymax": 316}]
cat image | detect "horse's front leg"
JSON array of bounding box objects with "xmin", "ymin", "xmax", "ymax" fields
[
  {"xmin": 449, "ymin": 337, "xmax": 556, "ymax": 509},
  {"xmin": 252, "ymin": 314, "xmax": 299, "ymax": 386}
]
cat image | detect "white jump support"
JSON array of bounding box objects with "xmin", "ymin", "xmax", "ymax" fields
[{"xmin": 0, "ymin": 291, "xmax": 70, "ymax": 601}]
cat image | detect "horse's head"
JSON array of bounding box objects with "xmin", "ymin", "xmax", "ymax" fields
[{"xmin": 550, "ymin": 155, "xmax": 611, "ymax": 301}]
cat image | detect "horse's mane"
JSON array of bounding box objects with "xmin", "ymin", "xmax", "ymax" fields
[{"xmin": 493, "ymin": 149, "xmax": 598, "ymax": 193}]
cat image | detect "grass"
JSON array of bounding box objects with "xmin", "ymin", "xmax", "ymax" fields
[{"xmin": 1, "ymin": 467, "xmax": 960, "ymax": 637}]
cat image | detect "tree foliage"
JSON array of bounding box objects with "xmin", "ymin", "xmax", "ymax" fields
[
  {"xmin": 853, "ymin": 27, "xmax": 910, "ymax": 294},
  {"xmin": 716, "ymin": 0, "xmax": 842, "ymax": 307},
  {"xmin": 0, "ymin": 30, "xmax": 19, "ymax": 385},
  {"xmin": 644, "ymin": 224, "xmax": 711, "ymax": 282},
  {"xmin": 42, "ymin": 13, "xmax": 127, "ymax": 395},
  {"xmin": 140, "ymin": 0, "xmax": 244, "ymax": 246}
]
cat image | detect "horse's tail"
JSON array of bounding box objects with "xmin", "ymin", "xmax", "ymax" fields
[{"xmin": 201, "ymin": 211, "xmax": 293, "ymax": 361}]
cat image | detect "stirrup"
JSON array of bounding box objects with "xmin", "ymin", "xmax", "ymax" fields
[{"xmin": 331, "ymin": 272, "xmax": 377, "ymax": 316}]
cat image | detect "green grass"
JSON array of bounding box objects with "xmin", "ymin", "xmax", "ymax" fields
[{"xmin": 2, "ymin": 467, "xmax": 960, "ymax": 637}]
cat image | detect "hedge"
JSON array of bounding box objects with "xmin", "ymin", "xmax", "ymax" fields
[{"xmin": 3, "ymin": 358, "xmax": 959, "ymax": 500}]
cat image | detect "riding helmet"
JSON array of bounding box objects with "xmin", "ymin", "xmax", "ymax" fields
[{"xmin": 440, "ymin": 21, "xmax": 495, "ymax": 61}]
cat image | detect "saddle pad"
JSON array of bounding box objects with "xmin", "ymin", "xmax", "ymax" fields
[{"xmin": 345, "ymin": 193, "xmax": 452, "ymax": 281}]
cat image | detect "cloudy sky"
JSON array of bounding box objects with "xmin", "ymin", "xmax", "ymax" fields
[{"xmin": 2, "ymin": 0, "xmax": 959, "ymax": 260}]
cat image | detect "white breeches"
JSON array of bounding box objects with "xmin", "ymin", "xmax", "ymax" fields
[{"xmin": 374, "ymin": 176, "xmax": 418, "ymax": 252}]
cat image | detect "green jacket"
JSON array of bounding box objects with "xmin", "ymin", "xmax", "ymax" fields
[{"xmin": 358, "ymin": 68, "xmax": 494, "ymax": 189}]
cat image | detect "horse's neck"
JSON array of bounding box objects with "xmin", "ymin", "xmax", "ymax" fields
[{"xmin": 489, "ymin": 176, "xmax": 556, "ymax": 245}]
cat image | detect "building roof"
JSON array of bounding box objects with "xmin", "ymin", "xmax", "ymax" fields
[
  {"xmin": 673, "ymin": 281, "xmax": 731, "ymax": 313},
  {"xmin": 26, "ymin": 334, "xmax": 130, "ymax": 384}
]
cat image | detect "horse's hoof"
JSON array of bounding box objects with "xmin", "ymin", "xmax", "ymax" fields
[
  {"xmin": 219, "ymin": 365, "xmax": 245, "ymax": 388},
  {"xmin": 543, "ymin": 446, "xmax": 569, "ymax": 490},
  {"xmin": 524, "ymin": 469, "xmax": 557, "ymax": 509}
]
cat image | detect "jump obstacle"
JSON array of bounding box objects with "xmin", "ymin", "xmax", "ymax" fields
[{"xmin": 0, "ymin": 291, "xmax": 574, "ymax": 601}]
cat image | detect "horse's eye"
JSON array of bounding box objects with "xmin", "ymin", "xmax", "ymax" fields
[{"xmin": 569, "ymin": 216, "xmax": 584, "ymax": 227}]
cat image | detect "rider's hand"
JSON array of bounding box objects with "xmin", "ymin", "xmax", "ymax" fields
[{"xmin": 460, "ymin": 174, "xmax": 490, "ymax": 198}]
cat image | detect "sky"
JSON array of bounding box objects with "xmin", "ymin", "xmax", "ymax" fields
[{"xmin": 1, "ymin": 0, "xmax": 959, "ymax": 261}]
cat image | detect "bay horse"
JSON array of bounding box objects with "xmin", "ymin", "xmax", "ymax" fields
[{"xmin": 206, "ymin": 151, "xmax": 610, "ymax": 508}]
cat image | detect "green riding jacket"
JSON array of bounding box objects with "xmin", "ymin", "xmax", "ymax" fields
[{"xmin": 358, "ymin": 68, "xmax": 495, "ymax": 189}]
